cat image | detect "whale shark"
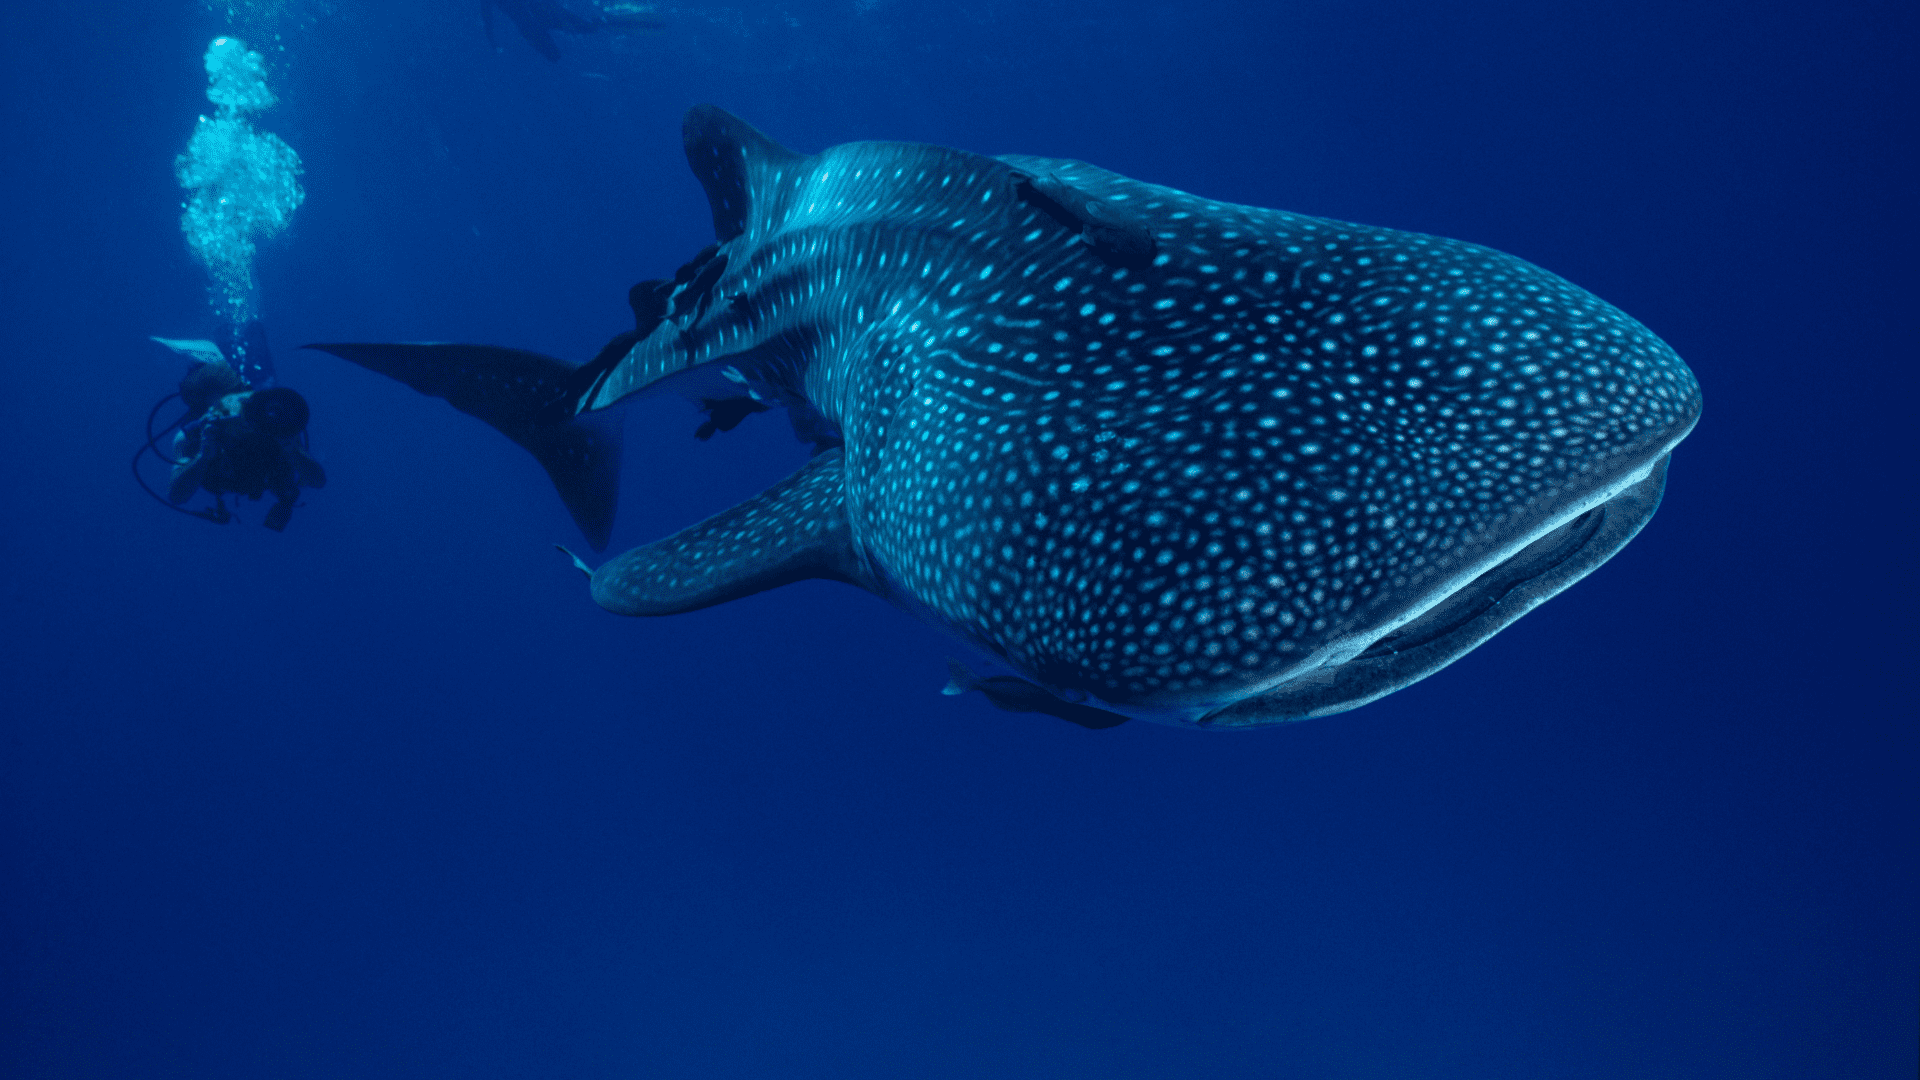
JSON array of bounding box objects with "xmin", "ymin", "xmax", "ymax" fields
[
  {"xmin": 326, "ymin": 106, "xmax": 1703, "ymax": 729},
  {"xmin": 302, "ymin": 342, "xmax": 625, "ymax": 551}
]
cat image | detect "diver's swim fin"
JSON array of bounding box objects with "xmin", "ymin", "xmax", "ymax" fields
[
  {"xmin": 303, "ymin": 342, "xmax": 623, "ymax": 551},
  {"xmin": 150, "ymin": 336, "xmax": 229, "ymax": 367}
]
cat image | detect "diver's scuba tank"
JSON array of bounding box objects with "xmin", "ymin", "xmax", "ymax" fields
[{"xmin": 135, "ymin": 331, "xmax": 322, "ymax": 528}]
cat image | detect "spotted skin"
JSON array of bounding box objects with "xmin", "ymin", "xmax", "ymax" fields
[
  {"xmin": 591, "ymin": 449, "xmax": 869, "ymax": 614},
  {"xmin": 586, "ymin": 107, "xmax": 1701, "ymax": 728}
]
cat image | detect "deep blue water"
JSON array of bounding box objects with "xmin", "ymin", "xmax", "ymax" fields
[{"xmin": 3, "ymin": 1, "xmax": 1914, "ymax": 1076}]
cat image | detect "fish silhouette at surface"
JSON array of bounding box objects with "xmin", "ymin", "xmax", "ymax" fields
[
  {"xmin": 398, "ymin": 106, "xmax": 1707, "ymax": 729},
  {"xmin": 483, "ymin": 0, "xmax": 665, "ymax": 62}
]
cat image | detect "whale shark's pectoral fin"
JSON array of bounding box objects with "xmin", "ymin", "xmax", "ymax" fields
[
  {"xmin": 303, "ymin": 342, "xmax": 623, "ymax": 551},
  {"xmin": 591, "ymin": 448, "xmax": 870, "ymax": 616},
  {"xmin": 941, "ymin": 659, "xmax": 1131, "ymax": 730}
]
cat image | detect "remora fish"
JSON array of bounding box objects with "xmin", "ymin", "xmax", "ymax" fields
[{"xmin": 435, "ymin": 107, "xmax": 1708, "ymax": 729}]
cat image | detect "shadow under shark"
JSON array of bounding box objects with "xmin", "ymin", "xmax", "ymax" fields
[{"xmin": 314, "ymin": 106, "xmax": 1702, "ymax": 730}]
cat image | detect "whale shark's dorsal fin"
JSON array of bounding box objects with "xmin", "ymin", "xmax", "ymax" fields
[
  {"xmin": 682, "ymin": 104, "xmax": 804, "ymax": 242},
  {"xmin": 590, "ymin": 448, "xmax": 871, "ymax": 615}
]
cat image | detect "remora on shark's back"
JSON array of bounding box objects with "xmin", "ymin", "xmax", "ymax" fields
[{"xmin": 323, "ymin": 106, "xmax": 1702, "ymax": 729}]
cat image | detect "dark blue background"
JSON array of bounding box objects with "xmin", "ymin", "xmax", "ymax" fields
[{"xmin": 3, "ymin": 1, "xmax": 1913, "ymax": 1076}]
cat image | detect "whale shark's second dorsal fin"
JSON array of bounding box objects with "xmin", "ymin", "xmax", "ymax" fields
[{"xmin": 682, "ymin": 104, "xmax": 804, "ymax": 243}]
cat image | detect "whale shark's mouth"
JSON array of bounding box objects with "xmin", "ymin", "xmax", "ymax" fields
[
  {"xmin": 1195, "ymin": 453, "xmax": 1675, "ymax": 727},
  {"xmin": 1354, "ymin": 504, "xmax": 1609, "ymax": 665}
]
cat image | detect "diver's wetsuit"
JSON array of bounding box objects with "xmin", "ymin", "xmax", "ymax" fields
[
  {"xmin": 157, "ymin": 323, "xmax": 325, "ymax": 531},
  {"xmin": 169, "ymin": 386, "xmax": 326, "ymax": 531}
]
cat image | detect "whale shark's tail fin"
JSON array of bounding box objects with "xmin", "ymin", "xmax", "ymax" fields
[
  {"xmin": 303, "ymin": 343, "xmax": 623, "ymax": 551},
  {"xmin": 682, "ymin": 104, "xmax": 805, "ymax": 243}
]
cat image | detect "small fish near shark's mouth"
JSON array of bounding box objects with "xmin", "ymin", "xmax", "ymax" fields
[{"xmin": 1197, "ymin": 453, "xmax": 1677, "ymax": 727}]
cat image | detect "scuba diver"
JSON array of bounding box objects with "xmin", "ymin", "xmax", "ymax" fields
[
  {"xmin": 483, "ymin": 0, "xmax": 666, "ymax": 62},
  {"xmin": 135, "ymin": 321, "xmax": 326, "ymax": 531}
]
